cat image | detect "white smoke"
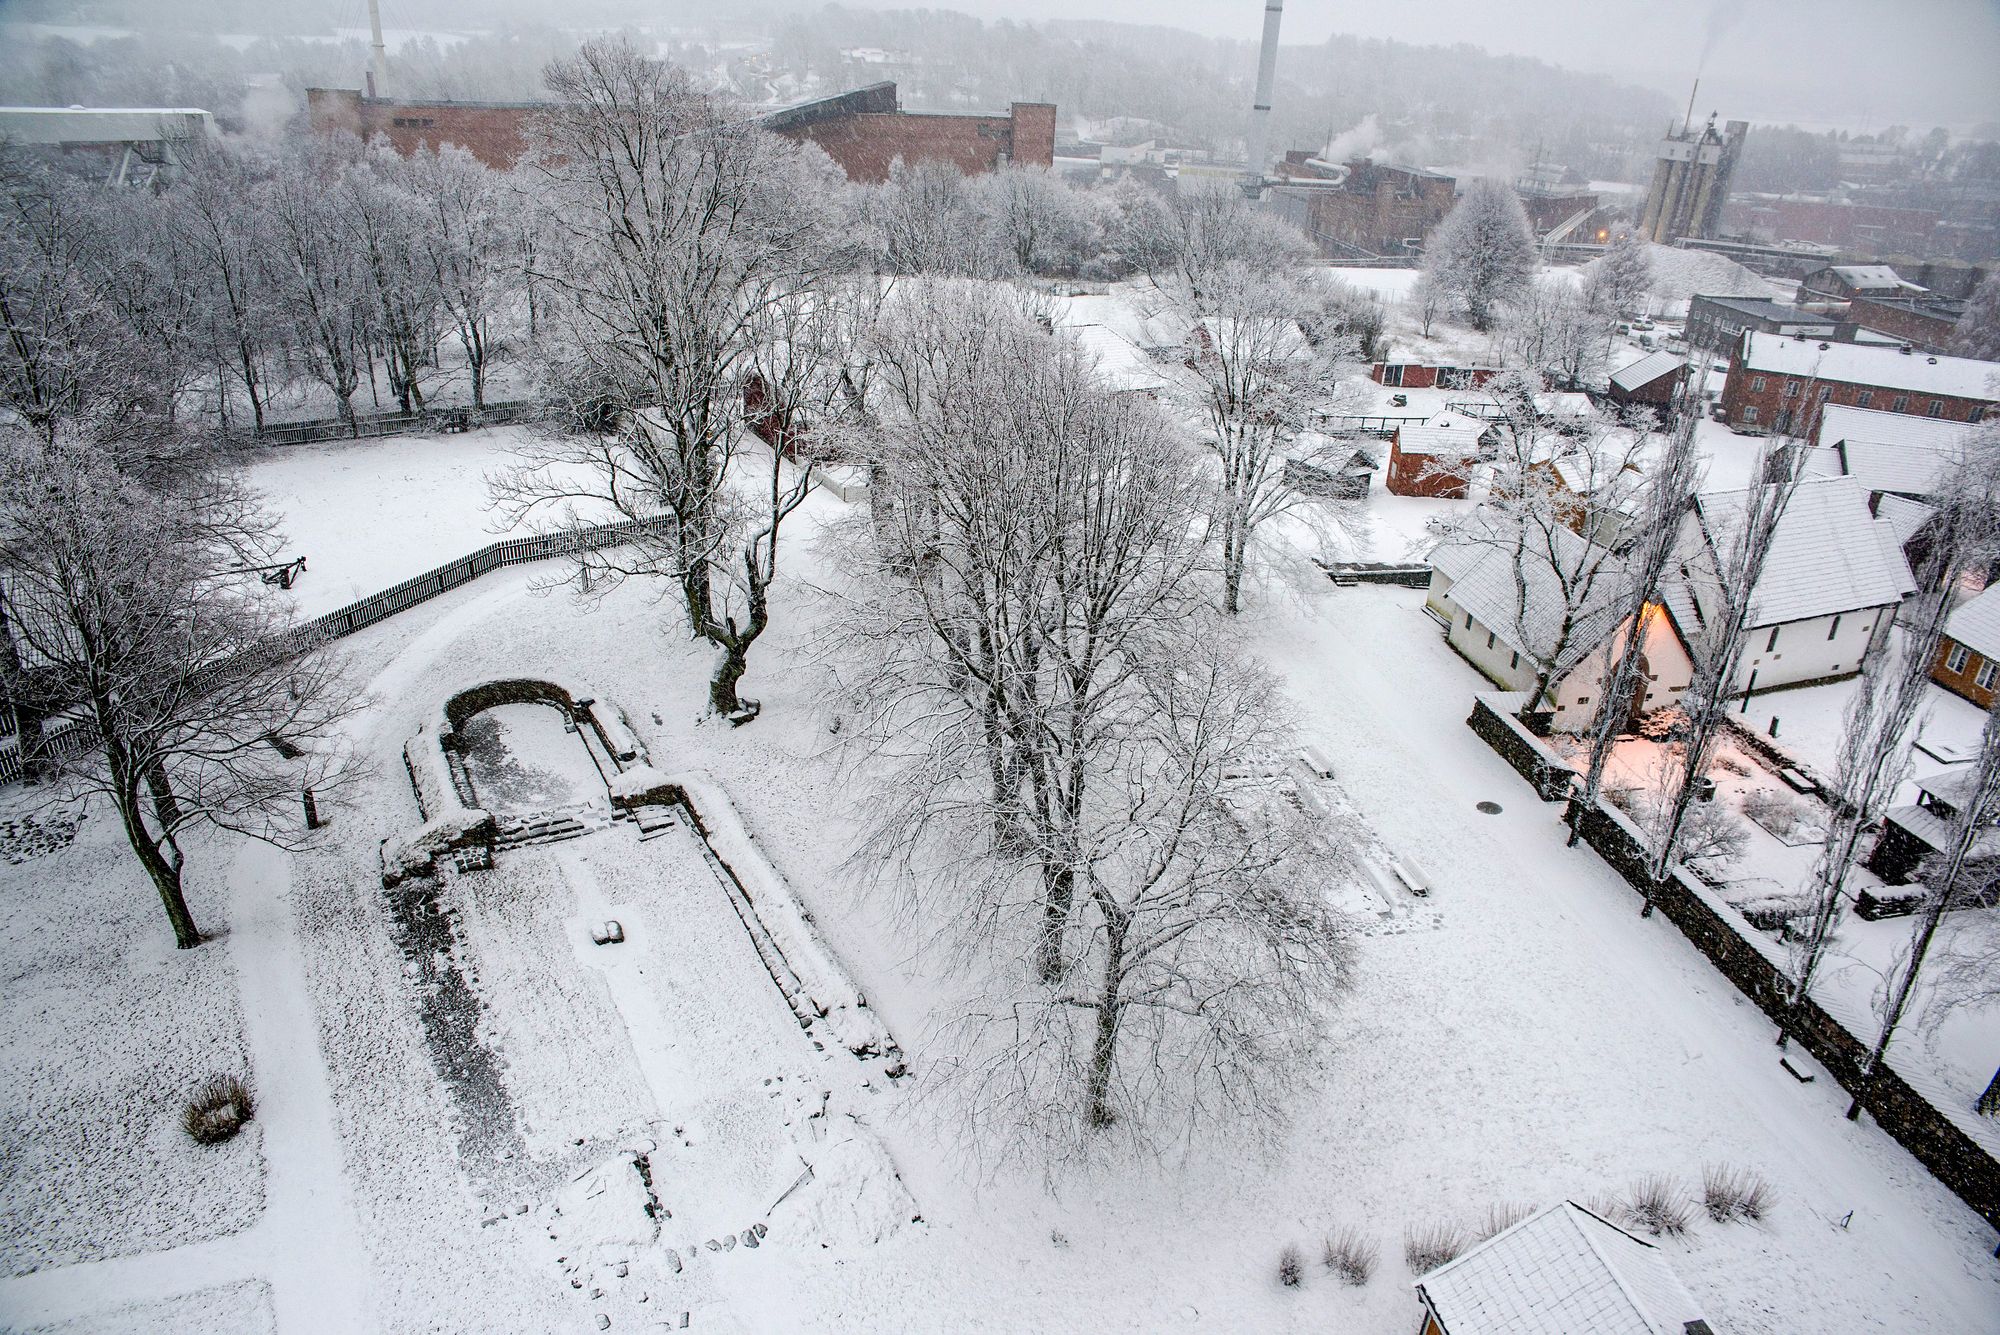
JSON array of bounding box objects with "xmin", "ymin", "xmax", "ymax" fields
[
  {"xmin": 1697, "ymin": 0, "xmax": 1748, "ymax": 72},
  {"xmin": 1321, "ymin": 113, "xmax": 1381, "ymax": 164}
]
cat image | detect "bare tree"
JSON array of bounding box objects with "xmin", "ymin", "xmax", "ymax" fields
[
  {"xmin": 1141, "ymin": 185, "xmax": 1312, "ymax": 300},
  {"xmin": 1421, "ymin": 178, "xmax": 1537, "ymax": 333},
  {"xmin": 1948, "ymin": 270, "xmax": 2000, "ymax": 362},
  {"xmin": 257, "ymin": 134, "xmax": 375, "ymax": 432},
  {"xmin": 1637, "ymin": 440, "xmax": 1805, "ymax": 910},
  {"xmin": 504, "ymin": 39, "xmax": 848, "ymax": 718},
  {"xmin": 1167, "ymin": 267, "xmax": 1362, "ymax": 614},
  {"xmin": 1848, "ymin": 704, "xmax": 2000, "ymax": 1120},
  {"xmin": 396, "ymin": 143, "xmax": 513, "ymax": 408},
  {"xmin": 1502, "ymin": 282, "xmax": 1615, "ymax": 390},
  {"xmin": 1587, "ymin": 228, "xmax": 1653, "ymax": 320},
  {"xmin": 1566, "ymin": 385, "xmax": 1706, "ymax": 842},
  {"xmin": 824, "ymin": 286, "xmax": 1347, "ymax": 1163},
  {"xmin": 978, "ymin": 164, "xmax": 1100, "ymax": 277},
  {"xmin": 0, "ymin": 428, "xmax": 356, "ymax": 948},
  {"xmin": 864, "ymin": 158, "xmax": 999, "ymax": 277},
  {"xmin": 169, "ymin": 140, "xmax": 285, "ymax": 434},
  {"xmin": 344, "ymin": 146, "xmax": 442, "ymax": 416}
]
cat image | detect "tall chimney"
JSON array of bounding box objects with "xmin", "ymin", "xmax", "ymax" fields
[
  {"xmin": 368, "ymin": 0, "xmax": 390, "ymax": 99},
  {"xmin": 1243, "ymin": 1, "xmax": 1284, "ymax": 194}
]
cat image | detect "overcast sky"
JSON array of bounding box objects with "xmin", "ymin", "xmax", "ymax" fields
[{"xmin": 946, "ymin": 0, "xmax": 2000, "ymax": 131}]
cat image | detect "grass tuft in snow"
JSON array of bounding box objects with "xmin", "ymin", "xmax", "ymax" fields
[
  {"xmin": 1321, "ymin": 1226, "xmax": 1376, "ymax": 1286},
  {"xmin": 1475, "ymin": 1201, "xmax": 1535, "ymax": 1241},
  {"xmin": 1620, "ymin": 1175, "xmax": 1695, "ymax": 1236},
  {"xmin": 1702, "ymin": 1164, "xmax": 1776, "ymax": 1223},
  {"xmin": 183, "ymin": 1074, "xmax": 256, "ymax": 1145},
  {"xmin": 1741, "ymin": 789, "xmax": 1801, "ymax": 838},
  {"xmin": 1403, "ymin": 1220, "xmax": 1466, "ymax": 1274},
  {"xmin": 1278, "ymin": 1243, "xmax": 1304, "ymax": 1288}
]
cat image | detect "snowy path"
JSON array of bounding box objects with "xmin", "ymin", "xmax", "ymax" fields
[{"xmin": 0, "ymin": 844, "xmax": 377, "ymax": 1333}]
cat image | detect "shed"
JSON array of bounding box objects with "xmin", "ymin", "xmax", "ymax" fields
[
  {"xmin": 1386, "ymin": 412, "xmax": 1490, "ymax": 498},
  {"xmin": 1607, "ymin": 351, "xmax": 1689, "ymax": 411},
  {"xmin": 1413, "ymin": 1201, "xmax": 1715, "ymax": 1335}
]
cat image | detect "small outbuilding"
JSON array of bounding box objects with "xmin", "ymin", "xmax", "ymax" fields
[
  {"xmin": 1386, "ymin": 412, "xmax": 1491, "ymax": 498},
  {"xmin": 1607, "ymin": 350, "xmax": 1690, "ymax": 414},
  {"xmin": 1413, "ymin": 1201, "xmax": 1716, "ymax": 1335}
]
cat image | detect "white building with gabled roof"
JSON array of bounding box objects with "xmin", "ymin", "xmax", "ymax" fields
[
  {"xmin": 1413, "ymin": 1201, "xmax": 1716, "ymax": 1335},
  {"xmin": 1672, "ymin": 475, "xmax": 1915, "ymax": 696}
]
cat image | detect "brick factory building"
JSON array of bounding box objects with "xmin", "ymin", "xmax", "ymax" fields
[
  {"xmin": 307, "ymin": 81, "xmax": 1055, "ymax": 183},
  {"xmin": 1266, "ymin": 155, "xmax": 1457, "ymax": 259},
  {"xmin": 1718, "ymin": 330, "xmax": 1999, "ymax": 438},
  {"xmin": 1685, "ymin": 295, "xmax": 1840, "ymax": 357},
  {"xmin": 1841, "ymin": 294, "xmax": 1967, "ymax": 354}
]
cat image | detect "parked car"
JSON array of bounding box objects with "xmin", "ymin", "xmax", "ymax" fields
[
  {"xmin": 1637, "ymin": 332, "xmax": 1657, "ymax": 350},
  {"xmin": 1632, "ymin": 317, "xmax": 1656, "ymax": 332}
]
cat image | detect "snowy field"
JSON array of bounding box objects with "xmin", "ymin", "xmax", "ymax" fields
[{"xmin": 5, "ymin": 433, "xmax": 1999, "ymax": 1331}]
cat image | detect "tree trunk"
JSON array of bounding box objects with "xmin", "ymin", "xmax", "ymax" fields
[
  {"xmin": 1085, "ymin": 911, "xmax": 1127, "ymax": 1127},
  {"xmin": 0, "ymin": 597, "xmax": 45, "ymax": 778},
  {"xmin": 114, "ymin": 783, "xmax": 201, "ymax": 949},
  {"xmin": 708, "ymin": 636, "xmax": 749, "ymax": 716},
  {"xmin": 1035, "ymin": 863, "xmax": 1075, "ymax": 983}
]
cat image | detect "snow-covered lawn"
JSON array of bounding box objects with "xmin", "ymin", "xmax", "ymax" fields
[{"xmin": 6, "ymin": 468, "xmax": 2000, "ymax": 1330}]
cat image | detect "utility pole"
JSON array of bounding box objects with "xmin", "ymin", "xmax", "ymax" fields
[{"xmin": 368, "ymin": 0, "xmax": 390, "ymax": 99}]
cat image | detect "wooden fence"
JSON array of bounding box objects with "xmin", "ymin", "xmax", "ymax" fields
[{"xmin": 252, "ymin": 399, "xmax": 540, "ymax": 448}]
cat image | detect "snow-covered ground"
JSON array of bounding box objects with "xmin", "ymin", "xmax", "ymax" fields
[{"xmin": 6, "ymin": 435, "xmax": 2000, "ymax": 1330}]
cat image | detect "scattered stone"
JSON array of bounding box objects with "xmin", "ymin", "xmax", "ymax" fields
[
  {"xmin": 594, "ymin": 1315, "xmax": 610, "ymax": 1331},
  {"xmin": 741, "ymin": 1228, "xmax": 759, "ymax": 1249},
  {"xmin": 722, "ymin": 1233, "xmax": 737, "ymax": 1251},
  {"xmin": 752, "ymin": 1222, "xmax": 767, "ymax": 1239},
  {"xmin": 704, "ymin": 1239, "xmax": 721, "ymax": 1252},
  {"xmin": 615, "ymin": 1261, "xmax": 629, "ymax": 1278},
  {"xmin": 665, "ymin": 1249, "xmax": 681, "ymax": 1273}
]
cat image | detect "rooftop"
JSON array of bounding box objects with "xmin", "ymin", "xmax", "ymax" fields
[
  {"xmin": 1816, "ymin": 404, "xmax": 1975, "ymax": 452},
  {"xmin": 1692, "ymin": 475, "xmax": 1915, "ymax": 626},
  {"xmin": 1738, "ymin": 331, "xmax": 2000, "ymax": 402},
  {"xmin": 1610, "ymin": 351, "xmax": 1688, "ymax": 393},
  {"xmin": 1824, "ymin": 264, "xmax": 1926, "ymax": 293},
  {"xmin": 1692, "ymin": 295, "xmax": 1838, "ymax": 326},
  {"xmin": 1414, "ymin": 1202, "xmax": 1711, "ymax": 1335},
  {"xmin": 1429, "ymin": 521, "xmax": 1627, "ymax": 671},
  {"xmin": 1395, "ymin": 411, "xmax": 1490, "ymax": 458}
]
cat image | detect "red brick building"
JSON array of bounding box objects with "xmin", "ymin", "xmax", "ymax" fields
[
  {"xmin": 1934, "ymin": 585, "xmax": 2000, "ymax": 708},
  {"xmin": 1718, "ymin": 330, "xmax": 1998, "ymax": 438},
  {"xmin": 306, "ymin": 81, "xmax": 1055, "ymax": 184},
  {"xmin": 1842, "ymin": 294, "xmax": 1966, "ymax": 354},
  {"xmin": 1267, "ymin": 156, "xmax": 1457, "ymax": 259},
  {"xmin": 1370, "ymin": 362, "xmax": 1502, "ymax": 390},
  {"xmin": 1385, "ymin": 412, "xmax": 1490, "ymax": 498}
]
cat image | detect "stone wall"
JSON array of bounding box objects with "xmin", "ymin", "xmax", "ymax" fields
[{"xmin": 1466, "ymin": 695, "xmax": 1574, "ymax": 801}]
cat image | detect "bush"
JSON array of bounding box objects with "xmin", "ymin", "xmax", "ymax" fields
[
  {"xmin": 1475, "ymin": 1201, "xmax": 1534, "ymax": 1241},
  {"xmin": 1404, "ymin": 1220, "xmax": 1466, "ymax": 1274},
  {"xmin": 1620, "ymin": 1175, "xmax": 1693, "ymax": 1236},
  {"xmin": 183, "ymin": 1074, "xmax": 255, "ymax": 1145},
  {"xmin": 1736, "ymin": 893, "xmax": 1813, "ymax": 935},
  {"xmin": 1742, "ymin": 789, "xmax": 1801, "ymax": 838},
  {"xmin": 1636, "ymin": 707, "xmax": 1687, "ymax": 741},
  {"xmin": 1701, "ymin": 1164, "xmax": 1775, "ymax": 1222},
  {"xmin": 1278, "ymin": 1243, "xmax": 1303, "ymax": 1288},
  {"xmin": 1322, "ymin": 1226, "xmax": 1377, "ymax": 1286}
]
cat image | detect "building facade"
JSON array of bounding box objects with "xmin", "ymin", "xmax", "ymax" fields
[
  {"xmin": 1718, "ymin": 331, "xmax": 1998, "ymax": 437},
  {"xmin": 1268, "ymin": 156, "xmax": 1457, "ymax": 259},
  {"xmin": 1685, "ymin": 295, "xmax": 1840, "ymax": 357},
  {"xmin": 306, "ymin": 81, "xmax": 1056, "ymax": 183}
]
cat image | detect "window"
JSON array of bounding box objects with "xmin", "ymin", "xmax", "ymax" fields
[
  {"xmin": 1382, "ymin": 365, "xmax": 1404, "ymax": 387},
  {"xmin": 1510, "ymin": 651, "xmax": 1519, "ymax": 669},
  {"xmin": 1766, "ymin": 626, "xmax": 1781, "ymax": 652},
  {"xmin": 1856, "ymin": 391, "xmax": 1873, "ymax": 408},
  {"xmin": 1750, "ymin": 376, "xmax": 1767, "ymax": 393},
  {"xmin": 1828, "ymin": 615, "xmax": 1842, "ymax": 640},
  {"xmin": 1486, "ymin": 630, "xmax": 1497, "ymax": 650},
  {"xmin": 1927, "ymin": 401, "xmax": 1945, "ymax": 418},
  {"xmin": 1948, "ymin": 644, "xmax": 1970, "ymax": 672},
  {"xmin": 1973, "ymin": 406, "xmax": 1987, "ymax": 423},
  {"xmin": 1781, "ymin": 379, "xmax": 1799, "ymax": 398},
  {"xmin": 1981, "ymin": 662, "xmax": 1999, "ymax": 691},
  {"xmin": 1743, "ymin": 405, "xmax": 1759, "ymax": 424},
  {"xmin": 1892, "ymin": 395, "xmax": 1909, "ymax": 412},
  {"xmin": 1465, "ymin": 611, "xmax": 1474, "ymax": 629},
  {"xmin": 1775, "ymin": 410, "xmax": 1793, "ymax": 434},
  {"xmin": 1816, "ymin": 385, "xmax": 1831, "ymax": 401}
]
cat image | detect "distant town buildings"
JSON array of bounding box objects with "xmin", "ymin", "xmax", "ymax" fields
[
  {"xmin": 1719, "ymin": 330, "xmax": 1999, "ymax": 437},
  {"xmin": 305, "ymin": 81, "xmax": 1055, "ymax": 184}
]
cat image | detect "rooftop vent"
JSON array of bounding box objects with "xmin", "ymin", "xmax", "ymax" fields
[
  {"xmin": 1818, "ymin": 342, "xmax": 1830, "ymax": 350},
  {"xmin": 1900, "ymin": 344, "xmax": 1914, "ymax": 354},
  {"xmin": 1927, "ymin": 356, "xmax": 1938, "ymax": 364}
]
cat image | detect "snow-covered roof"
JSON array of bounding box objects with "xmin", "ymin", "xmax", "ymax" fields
[
  {"xmin": 1814, "ymin": 437, "xmax": 1959, "ymax": 500},
  {"xmin": 1395, "ymin": 411, "xmax": 1488, "ymax": 458},
  {"xmin": 1610, "ymin": 351, "xmax": 1687, "ymax": 393},
  {"xmin": 1429, "ymin": 521, "xmax": 1627, "ymax": 670},
  {"xmin": 1046, "ymin": 288, "xmax": 1187, "ymax": 353},
  {"xmin": 1826, "ymin": 264, "xmax": 1924, "ymax": 293},
  {"xmin": 1067, "ymin": 324, "xmax": 1170, "ymax": 394},
  {"xmin": 1693, "ymin": 476, "xmax": 1916, "ymax": 627},
  {"xmin": 1533, "ymin": 391, "xmax": 1595, "ymax": 420},
  {"xmin": 1414, "ymin": 1202, "xmax": 1710, "ymax": 1335},
  {"xmin": 1945, "ymin": 584, "xmax": 2000, "ymax": 661},
  {"xmin": 1816, "ymin": 404, "xmax": 1971, "ymax": 453},
  {"xmin": 1874, "ymin": 494, "xmax": 1936, "ymax": 547},
  {"xmin": 1738, "ymin": 331, "xmax": 2000, "ymax": 402}
]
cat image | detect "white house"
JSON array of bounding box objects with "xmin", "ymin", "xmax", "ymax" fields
[
  {"xmin": 1413, "ymin": 1201, "xmax": 1716, "ymax": 1335},
  {"xmin": 1427, "ymin": 523, "xmax": 1694, "ymax": 731},
  {"xmin": 1807, "ymin": 404, "xmax": 1972, "ymax": 507},
  {"xmin": 1674, "ymin": 475, "xmax": 1915, "ymax": 696}
]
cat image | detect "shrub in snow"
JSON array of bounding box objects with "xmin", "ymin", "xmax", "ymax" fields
[
  {"xmin": 1736, "ymin": 893, "xmax": 1813, "ymax": 936},
  {"xmin": 183, "ymin": 1074, "xmax": 255, "ymax": 1145},
  {"xmin": 1674, "ymin": 801, "xmax": 1750, "ymax": 877},
  {"xmin": 1278, "ymin": 1243, "xmax": 1303, "ymax": 1288},
  {"xmin": 1620, "ymin": 1175, "xmax": 1694, "ymax": 1236},
  {"xmin": 1713, "ymin": 753, "xmax": 1751, "ymax": 777},
  {"xmin": 1475, "ymin": 1201, "xmax": 1533, "ymax": 1241},
  {"xmin": 1742, "ymin": 789, "xmax": 1802, "ymax": 838},
  {"xmin": 1403, "ymin": 1220, "xmax": 1466, "ymax": 1274},
  {"xmin": 1636, "ymin": 707, "xmax": 1687, "ymax": 742},
  {"xmin": 1321, "ymin": 1226, "xmax": 1376, "ymax": 1286},
  {"xmin": 1701, "ymin": 1164, "xmax": 1775, "ymax": 1222}
]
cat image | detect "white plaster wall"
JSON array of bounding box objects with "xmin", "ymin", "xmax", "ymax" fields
[{"xmin": 1737, "ymin": 606, "xmax": 1888, "ymax": 692}]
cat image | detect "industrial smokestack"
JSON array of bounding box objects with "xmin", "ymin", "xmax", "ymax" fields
[
  {"xmin": 1243, "ymin": 0, "xmax": 1283, "ymax": 194},
  {"xmin": 368, "ymin": 0, "xmax": 390, "ymax": 99}
]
